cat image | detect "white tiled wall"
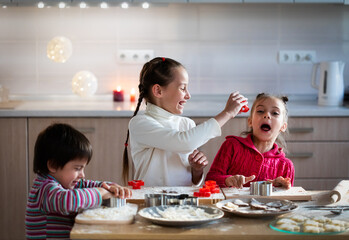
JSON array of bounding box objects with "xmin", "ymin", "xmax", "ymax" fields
[{"xmin": 0, "ymin": 3, "xmax": 348, "ymax": 96}]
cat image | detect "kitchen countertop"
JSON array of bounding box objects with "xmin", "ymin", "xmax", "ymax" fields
[
  {"xmin": 70, "ymin": 190, "xmax": 349, "ymax": 240},
  {"xmin": 1, "ymin": 94, "xmax": 349, "ymax": 117}
]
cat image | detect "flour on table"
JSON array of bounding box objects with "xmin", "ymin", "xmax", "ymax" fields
[
  {"xmin": 142, "ymin": 205, "xmax": 221, "ymax": 221},
  {"xmin": 76, "ymin": 204, "xmax": 138, "ymax": 221}
]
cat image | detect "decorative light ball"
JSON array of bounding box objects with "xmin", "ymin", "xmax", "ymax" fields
[
  {"xmin": 47, "ymin": 36, "xmax": 72, "ymax": 63},
  {"xmin": 72, "ymin": 71, "xmax": 98, "ymax": 97}
]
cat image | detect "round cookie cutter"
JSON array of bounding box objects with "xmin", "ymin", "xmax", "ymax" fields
[{"xmin": 250, "ymin": 181, "xmax": 273, "ymax": 196}]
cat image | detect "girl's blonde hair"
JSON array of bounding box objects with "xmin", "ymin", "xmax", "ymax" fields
[{"xmin": 241, "ymin": 93, "xmax": 289, "ymax": 153}]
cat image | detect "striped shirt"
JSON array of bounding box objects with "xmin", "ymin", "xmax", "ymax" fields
[{"xmin": 25, "ymin": 174, "xmax": 103, "ymax": 239}]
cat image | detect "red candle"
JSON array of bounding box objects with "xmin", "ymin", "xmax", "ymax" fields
[
  {"xmin": 113, "ymin": 86, "xmax": 124, "ymax": 102},
  {"xmin": 130, "ymin": 88, "xmax": 136, "ymax": 102}
]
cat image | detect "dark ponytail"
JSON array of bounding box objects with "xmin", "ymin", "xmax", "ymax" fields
[
  {"xmin": 122, "ymin": 90, "xmax": 144, "ymax": 184},
  {"xmin": 122, "ymin": 57, "xmax": 184, "ymax": 184}
]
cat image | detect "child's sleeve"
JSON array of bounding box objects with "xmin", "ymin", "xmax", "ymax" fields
[
  {"xmin": 41, "ymin": 182, "xmax": 103, "ymax": 215},
  {"xmin": 205, "ymin": 140, "xmax": 234, "ymax": 187},
  {"xmin": 130, "ymin": 116, "xmax": 221, "ymax": 153},
  {"xmin": 76, "ymin": 179, "xmax": 104, "ymax": 188}
]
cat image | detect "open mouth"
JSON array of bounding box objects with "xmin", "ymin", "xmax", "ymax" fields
[
  {"xmin": 260, "ymin": 124, "xmax": 271, "ymax": 132},
  {"xmin": 179, "ymin": 101, "xmax": 186, "ymax": 107}
]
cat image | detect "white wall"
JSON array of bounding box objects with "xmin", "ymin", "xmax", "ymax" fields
[{"xmin": 0, "ymin": 3, "xmax": 348, "ymax": 96}]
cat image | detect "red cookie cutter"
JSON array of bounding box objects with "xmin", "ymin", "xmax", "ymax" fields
[
  {"xmin": 128, "ymin": 180, "xmax": 144, "ymax": 189},
  {"xmin": 239, "ymin": 100, "xmax": 249, "ymax": 113},
  {"xmin": 193, "ymin": 180, "xmax": 220, "ymax": 197}
]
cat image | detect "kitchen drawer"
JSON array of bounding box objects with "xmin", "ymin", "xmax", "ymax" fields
[
  {"xmin": 287, "ymin": 117, "xmax": 349, "ymax": 141},
  {"xmin": 294, "ymin": 179, "xmax": 345, "ymax": 191},
  {"xmin": 287, "ymin": 142, "xmax": 349, "ymax": 178}
]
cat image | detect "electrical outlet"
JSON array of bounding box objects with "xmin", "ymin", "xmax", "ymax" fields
[
  {"xmin": 278, "ymin": 50, "xmax": 316, "ymax": 64},
  {"xmin": 116, "ymin": 49, "xmax": 154, "ymax": 64}
]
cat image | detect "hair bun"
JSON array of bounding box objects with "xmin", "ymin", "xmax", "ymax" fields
[{"xmin": 281, "ymin": 96, "xmax": 288, "ymax": 103}]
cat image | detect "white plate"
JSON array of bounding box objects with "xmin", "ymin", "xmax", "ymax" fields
[
  {"xmin": 216, "ymin": 198, "xmax": 298, "ymax": 218},
  {"xmin": 138, "ymin": 205, "xmax": 224, "ymax": 227}
]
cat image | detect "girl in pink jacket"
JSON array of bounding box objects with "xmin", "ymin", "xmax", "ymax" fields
[{"xmin": 206, "ymin": 93, "xmax": 294, "ymax": 189}]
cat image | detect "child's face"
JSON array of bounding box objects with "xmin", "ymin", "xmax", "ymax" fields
[
  {"xmin": 48, "ymin": 158, "xmax": 88, "ymax": 189},
  {"xmin": 156, "ymin": 66, "xmax": 191, "ymax": 115},
  {"xmin": 248, "ymin": 97, "xmax": 287, "ymax": 143}
]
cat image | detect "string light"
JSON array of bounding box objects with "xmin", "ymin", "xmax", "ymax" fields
[
  {"xmin": 100, "ymin": 2, "xmax": 108, "ymax": 9},
  {"xmin": 58, "ymin": 2, "xmax": 66, "ymax": 8},
  {"xmin": 142, "ymin": 2, "xmax": 149, "ymax": 9},
  {"xmin": 72, "ymin": 71, "xmax": 98, "ymax": 97},
  {"xmin": 79, "ymin": 2, "xmax": 87, "ymax": 8},
  {"xmin": 37, "ymin": 2, "xmax": 44, "ymax": 8},
  {"xmin": 46, "ymin": 36, "xmax": 73, "ymax": 63},
  {"xmin": 121, "ymin": 2, "xmax": 129, "ymax": 9}
]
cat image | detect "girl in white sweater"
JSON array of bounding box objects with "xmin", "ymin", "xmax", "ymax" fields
[{"xmin": 123, "ymin": 57, "xmax": 247, "ymax": 186}]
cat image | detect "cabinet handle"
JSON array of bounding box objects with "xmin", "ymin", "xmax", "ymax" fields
[
  {"xmin": 289, "ymin": 128, "xmax": 314, "ymax": 134},
  {"xmin": 286, "ymin": 152, "xmax": 313, "ymax": 158},
  {"xmin": 76, "ymin": 127, "xmax": 95, "ymax": 134}
]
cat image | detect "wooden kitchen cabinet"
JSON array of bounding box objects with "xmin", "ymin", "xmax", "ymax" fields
[
  {"xmin": 0, "ymin": 118, "xmax": 27, "ymax": 240},
  {"xmin": 27, "ymin": 118, "xmax": 132, "ymax": 190},
  {"xmin": 287, "ymin": 117, "xmax": 349, "ymax": 190}
]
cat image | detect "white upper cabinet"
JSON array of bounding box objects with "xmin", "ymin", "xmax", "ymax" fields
[
  {"xmin": 294, "ymin": 0, "xmax": 344, "ymax": 3},
  {"xmin": 243, "ymin": 0, "xmax": 293, "ymax": 2},
  {"xmin": 188, "ymin": 0, "xmax": 243, "ymax": 3},
  {"xmin": 1, "ymin": 0, "xmax": 346, "ymax": 5},
  {"xmin": 188, "ymin": 0, "xmax": 345, "ymax": 3}
]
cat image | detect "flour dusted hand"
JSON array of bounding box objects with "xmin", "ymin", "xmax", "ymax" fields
[{"xmin": 101, "ymin": 182, "xmax": 132, "ymax": 199}]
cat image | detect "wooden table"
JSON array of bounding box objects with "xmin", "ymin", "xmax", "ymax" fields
[{"xmin": 70, "ymin": 191, "xmax": 349, "ymax": 240}]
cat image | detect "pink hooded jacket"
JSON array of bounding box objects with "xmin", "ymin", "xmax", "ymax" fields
[{"xmin": 206, "ymin": 134, "xmax": 295, "ymax": 187}]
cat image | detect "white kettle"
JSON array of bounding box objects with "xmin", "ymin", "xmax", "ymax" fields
[{"xmin": 311, "ymin": 61, "xmax": 345, "ymax": 106}]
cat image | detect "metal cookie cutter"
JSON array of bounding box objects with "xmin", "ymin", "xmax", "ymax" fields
[
  {"xmin": 103, "ymin": 198, "xmax": 127, "ymax": 208},
  {"xmin": 163, "ymin": 194, "xmax": 198, "ymax": 206},
  {"xmin": 250, "ymin": 181, "xmax": 273, "ymax": 196},
  {"xmin": 145, "ymin": 194, "xmax": 164, "ymax": 207}
]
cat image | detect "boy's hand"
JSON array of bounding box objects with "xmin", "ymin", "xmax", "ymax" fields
[
  {"xmin": 189, "ymin": 149, "xmax": 208, "ymax": 172},
  {"xmin": 225, "ymin": 175, "xmax": 255, "ymax": 188},
  {"xmin": 268, "ymin": 176, "xmax": 291, "ymax": 189},
  {"xmin": 101, "ymin": 182, "xmax": 132, "ymax": 199},
  {"xmin": 96, "ymin": 187, "xmax": 113, "ymax": 200}
]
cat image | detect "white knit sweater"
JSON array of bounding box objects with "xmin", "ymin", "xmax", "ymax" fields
[{"xmin": 129, "ymin": 103, "xmax": 221, "ymax": 186}]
